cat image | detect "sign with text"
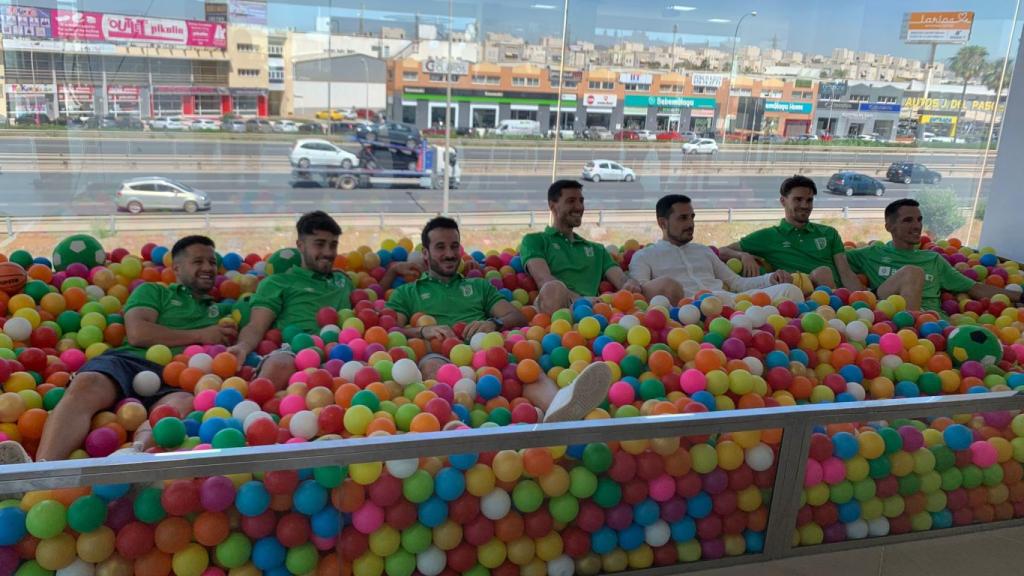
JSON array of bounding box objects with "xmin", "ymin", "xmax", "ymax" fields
[
  {"xmin": 53, "ymin": 10, "xmax": 227, "ymax": 48},
  {"xmin": 903, "ymin": 96, "xmax": 998, "ymax": 112},
  {"xmin": 2, "ymin": 38, "xmax": 118, "ymax": 54},
  {"xmin": 422, "ymin": 58, "xmax": 470, "ymax": 76},
  {"xmin": 619, "ymin": 73, "xmax": 653, "ymax": 85},
  {"xmin": 764, "ymin": 100, "xmax": 812, "ymax": 114},
  {"xmin": 584, "ymin": 93, "xmax": 618, "ymax": 107},
  {"xmin": 858, "ymin": 102, "xmax": 901, "ymax": 113},
  {"xmin": 5, "ymin": 84, "xmax": 54, "ymax": 94},
  {"xmin": 229, "ymin": 0, "xmax": 267, "ymax": 26},
  {"xmin": 624, "ymin": 95, "xmax": 715, "ymax": 109},
  {"xmin": 1, "ymin": 6, "xmax": 51, "ymax": 38},
  {"xmin": 901, "ymin": 11, "xmax": 973, "ymax": 44},
  {"xmin": 690, "ymin": 73, "xmax": 724, "ymax": 88}
]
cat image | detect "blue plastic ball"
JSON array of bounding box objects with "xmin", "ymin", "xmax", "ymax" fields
[
  {"xmin": 235, "ymin": 481, "xmax": 270, "ymax": 517},
  {"xmin": 670, "ymin": 517, "xmax": 696, "ymax": 541},
  {"xmin": 476, "ymin": 375, "xmax": 501, "ymax": 400},
  {"xmin": 591, "ymin": 527, "xmax": 617, "ymax": 554},
  {"xmin": 417, "ymin": 496, "xmax": 448, "ymax": 528},
  {"xmin": 434, "ymin": 468, "xmax": 466, "ymax": 502},
  {"xmin": 0, "ymin": 507, "xmax": 26, "ymax": 546},
  {"xmin": 687, "ymin": 491, "xmax": 713, "ymax": 519},
  {"xmin": 632, "ymin": 499, "xmax": 660, "ymax": 526},
  {"xmin": 943, "ymin": 424, "xmax": 974, "ymax": 451},
  {"xmin": 252, "ymin": 536, "xmax": 286, "ymax": 570},
  {"xmin": 293, "ymin": 480, "xmax": 328, "ymax": 515},
  {"xmin": 311, "ymin": 506, "xmax": 342, "ymax": 538},
  {"xmin": 832, "ymin": 432, "xmax": 860, "ymax": 460},
  {"xmin": 617, "ymin": 523, "xmax": 645, "ymax": 550},
  {"xmin": 216, "ymin": 388, "xmax": 244, "ymax": 412}
]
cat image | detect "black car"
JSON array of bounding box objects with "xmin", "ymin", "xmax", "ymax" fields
[
  {"xmin": 297, "ymin": 122, "xmax": 325, "ymax": 134},
  {"xmin": 356, "ymin": 122, "xmax": 422, "ymax": 149},
  {"xmin": 245, "ymin": 118, "xmax": 274, "ymax": 133},
  {"xmin": 15, "ymin": 113, "xmax": 52, "ymax": 126},
  {"xmin": 330, "ymin": 121, "xmax": 370, "ymax": 135},
  {"xmin": 86, "ymin": 115, "xmax": 120, "ymax": 129},
  {"xmin": 886, "ymin": 162, "xmax": 942, "ymax": 185},
  {"xmin": 826, "ymin": 172, "xmax": 886, "ymax": 197}
]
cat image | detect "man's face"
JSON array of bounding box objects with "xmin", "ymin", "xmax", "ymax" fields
[
  {"xmin": 781, "ymin": 187, "xmax": 815, "ymax": 225},
  {"xmin": 660, "ymin": 202, "xmax": 695, "ymax": 246},
  {"xmin": 297, "ymin": 230, "xmax": 339, "ymax": 274},
  {"xmin": 887, "ymin": 205, "xmax": 924, "ymax": 246},
  {"xmin": 173, "ymin": 244, "xmax": 217, "ymax": 295},
  {"xmin": 424, "ymin": 227, "xmax": 462, "ymax": 278},
  {"xmin": 550, "ymin": 187, "xmax": 585, "ymax": 229}
]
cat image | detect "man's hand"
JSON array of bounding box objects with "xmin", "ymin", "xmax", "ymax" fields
[
  {"xmin": 392, "ymin": 260, "xmax": 424, "ymax": 276},
  {"xmin": 463, "ymin": 320, "xmax": 496, "ymax": 341},
  {"xmin": 622, "ymin": 279, "xmax": 643, "ymax": 293},
  {"xmin": 739, "ymin": 253, "xmax": 761, "ymax": 277},
  {"xmin": 770, "ymin": 270, "xmax": 793, "ymax": 285},
  {"xmin": 198, "ymin": 323, "xmax": 238, "ymax": 345},
  {"xmin": 420, "ymin": 325, "xmax": 458, "ymax": 341}
]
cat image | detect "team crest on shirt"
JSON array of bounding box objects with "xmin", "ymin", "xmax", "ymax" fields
[
  {"xmin": 814, "ymin": 238, "xmax": 827, "ymax": 250},
  {"xmin": 878, "ymin": 266, "xmax": 892, "ymax": 277},
  {"xmin": 781, "ymin": 241, "xmax": 792, "ymax": 248},
  {"xmin": 208, "ymin": 304, "xmax": 220, "ymax": 318},
  {"xmin": 461, "ymin": 284, "xmax": 474, "ymax": 297},
  {"xmin": 584, "ymin": 246, "xmax": 594, "ymax": 258}
]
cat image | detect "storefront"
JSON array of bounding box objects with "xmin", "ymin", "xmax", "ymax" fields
[
  {"xmin": 581, "ymin": 93, "xmax": 616, "ymax": 129},
  {"xmin": 623, "ymin": 95, "xmax": 717, "ymax": 133},
  {"xmin": 57, "ymin": 85, "xmax": 95, "ymax": 117},
  {"xmin": 5, "ymin": 83, "xmax": 54, "ymax": 116},
  {"xmin": 763, "ymin": 100, "xmax": 814, "ymax": 137},
  {"xmin": 391, "ymin": 89, "xmax": 575, "ymax": 133},
  {"xmin": 106, "ymin": 86, "xmax": 141, "ymax": 117},
  {"xmin": 814, "ymin": 101, "xmax": 901, "ymax": 139}
]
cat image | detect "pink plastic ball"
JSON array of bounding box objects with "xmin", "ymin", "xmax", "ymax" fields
[
  {"xmin": 602, "ymin": 342, "xmax": 627, "ymax": 363},
  {"xmin": 431, "ymin": 383, "xmax": 454, "ymax": 404},
  {"xmin": 471, "ymin": 350, "xmax": 488, "ymax": 370},
  {"xmin": 193, "ymin": 444, "xmax": 213, "ymax": 451},
  {"xmin": 60, "ymin": 349, "xmax": 87, "ymax": 372},
  {"xmin": 201, "ymin": 568, "xmax": 227, "ymax": 576},
  {"xmin": 278, "ymin": 395, "xmax": 307, "ymax": 416},
  {"xmin": 288, "ymin": 371, "xmax": 310, "ymax": 385},
  {"xmin": 804, "ymin": 459, "xmax": 824, "ymax": 487},
  {"xmin": 679, "ymin": 369, "xmax": 707, "ymax": 394},
  {"xmin": 294, "ymin": 349, "xmax": 321, "ymax": 371},
  {"xmin": 352, "ymin": 502, "xmax": 385, "ymax": 534},
  {"xmin": 194, "ymin": 390, "xmax": 217, "ymax": 412},
  {"xmin": 879, "ymin": 333, "xmax": 903, "ymax": 355},
  {"xmin": 608, "ymin": 381, "xmax": 636, "ymax": 407},
  {"xmin": 970, "ymin": 440, "xmax": 998, "ymax": 468},
  {"xmin": 200, "ymin": 476, "xmax": 237, "ymax": 512},
  {"xmin": 338, "ymin": 328, "xmax": 361, "ymax": 344},
  {"xmin": 184, "ymin": 345, "xmax": 205, "ymax": 357},
  {"xmin": 648, "ymin": 474, "xmax": 676, "ymax": 502},
  {"xmin": 312, "ymin": 534, "xmax": 336, "ymax": 551},
  {"xmin": 84, "ymin": 426, "xmax": 120, "ymax": 457},
  {"xmin": 436, "ymin": 364, "xmax": 463, "ymax": 386},
  {"xmin": 821, "ymin": 457, "xmax": 846, "ymax": 485},
  {"xmin": 285, "ymin": 437, "xmax": 305, "ymax": 444}
]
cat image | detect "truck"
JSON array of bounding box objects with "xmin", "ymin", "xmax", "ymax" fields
[{"xmin": 290, "ymin": 140, "xmax": 461, "ymax": 190}]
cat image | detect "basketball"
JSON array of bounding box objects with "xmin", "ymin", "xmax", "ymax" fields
[{"xmin": 0, "ymin": 262, "xmax": 27, "ymax": 295}]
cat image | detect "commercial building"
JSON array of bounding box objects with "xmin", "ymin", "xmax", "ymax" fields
[
  {"xmin": 814, "ymin": 80, "xmax": 904, "ymax": 139},
  {"xmin": 289, "ymin": 54, "xmax": 386, "ymax": 118},
  {"xmin": 899, "ymin": 80, "xmax": 1006, "ymax": 139}
]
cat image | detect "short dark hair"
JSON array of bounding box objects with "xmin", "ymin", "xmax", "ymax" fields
[
  {"xmin": 548, "ymin": 179, "xmax": 583, "ymax": 203},
  {"xmin": 171, "ymin": 235, "xmax": 215, "ymax": 260},
  {"xmin": 422, "ymin": 216, "xmax": 459, "ymax": 248},
  {"xmin": 780, "ymin": 175, "xmax": 817, "ymax": 197},
  {"xmin": 885, "ymin": 198, "xmax": 920, "ymax": 223},
  {"xmin": 296, "ymin": 210, "xmax": 341, "ymax": 237},
  {"xmin": 656, "ymin": 194, "xmax": 692, "ymax": 220}
]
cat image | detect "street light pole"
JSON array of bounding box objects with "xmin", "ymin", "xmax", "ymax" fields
[
  {"xmin": 728, "ymin": 11, "xmax": 756, "ymax": 134},
  {"xmin": 442, "ymin": 0, "xmax": 453, "ymax": 214}
]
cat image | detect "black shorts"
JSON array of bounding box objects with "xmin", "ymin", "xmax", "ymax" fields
[{"xmin": 75, "ymin": 350, "xmax": 180, "ymax": 409}]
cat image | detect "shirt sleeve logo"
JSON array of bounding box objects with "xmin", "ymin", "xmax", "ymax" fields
[
  {"xmin": 878, "ymin": 266, "xmax": 892, "ymax": 277},
  {"xmin": 815, "ymin": 237, "xmax": 827, "ymax": 250},
  {"xmin": 208, "ymin": 304, "xmax": 220, "ymax": 318},
  {"xmin": 461, "ymin": 284, "xmax": 474, "ymax": 297}
]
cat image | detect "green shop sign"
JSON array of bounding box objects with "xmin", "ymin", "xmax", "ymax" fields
[{"xmin": 624, "ymin": 95, "xmax": 717, "ymax": 109}]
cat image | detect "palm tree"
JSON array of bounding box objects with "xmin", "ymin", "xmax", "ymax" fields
[
  {"xmin": 947, "ymin": 45, "xmax": 989, "ymax": 136},
  {"xmin": 984, "ymin": 57, "xmax": 1014, "ymax": 93}
]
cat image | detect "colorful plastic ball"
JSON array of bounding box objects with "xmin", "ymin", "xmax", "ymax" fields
[
  {"xmin": 26, "ymin": 500, "xmax": 67, "ymax": 539},
  {"xmin": 131, "ymin": 370, "xmax": 162, "ymax": 397},
  {"xmin": 84, "ymin": 426, "xmax": 120, "ymax": 457},
  {"xmin": 943, "ymin": 424, "xmax": 973, "ymax": 451}
]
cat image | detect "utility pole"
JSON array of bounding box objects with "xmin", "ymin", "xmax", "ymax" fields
[{"xmin": 671, "ymin": 24, "xmax": 678, "ymax": 71}]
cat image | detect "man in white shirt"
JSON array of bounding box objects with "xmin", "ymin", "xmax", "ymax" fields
[{"xmin": 629, "ymin": 194, "xmax": 805, "ymax": 306}]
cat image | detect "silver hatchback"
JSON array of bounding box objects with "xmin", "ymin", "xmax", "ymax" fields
[{"xmin": 115, "ymin": 177, "xmax": 211, "ymax": 214}]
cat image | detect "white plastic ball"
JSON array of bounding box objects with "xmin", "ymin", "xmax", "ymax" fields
[
  {"xmin": 644, "ymin": 520, "xmax": 671, "ymax": 547},
  {"xmin": 744, "ymin": 306, "xmax": 767, "ymax": 327},
  {"xmin": 617, "ymin": 315, "xmax": 640, "ymax": 330},
  {"xmin": 742, "ymin": 356, "xmax": 764, "ymax": 376},
  {"xmin": 454, "ymin": 378, "xmax": 477, "ymax": 398},
  {"xmin": 85, "ymin": 285, "xmax": 105, "ymax": 302},
  {"xmin": 881, "ymin": 354, "xmax": 903, "ymax": 370},
  {"xmin": 131, "ymin": 370, "xmax": 161, "ymax": 397},
  {"xmin": 845, "ymin": 321, "xmax": 869, "ymax": 342},
  {"xmin": 762, "ymin": 305, "xmax": 779, "ymax": 317},
  {"xmin": 188, "ymin": 353, "xmax": 213, "ymax": 372},
  {"xmin": 677, "ymin": 305, "xmax": 701, "ymax": 325},
  {"xmin": 867, "ymin": 517, "xmax": 890, "ymax": 537},
  {"xmin": 385, "ymin": 458, "xmax": 420, "ymax": 479},
  {"xmin": 1006, "ymin": 284, "xmax": 1023, "ymax": 294},
  {"xmin": 391, "ymin": 358, "xmax": 422, "ymax": 387},
  {"xmin": 243, "ymin": 410, "xmax": 273, "ymax": 432},
  {"xmin": 415, "ymin": 541, "xmax": 444, "ymax": 573},
  {"xmin": 459, "ymin": 366, "xmax": 476, "ymax": 380},
  {"xmin": 547, "ymin": 555, "xmax": 574, "ymax": 576},
  {"xmin": 416, "ymin": 546, "xmax": 446, "ymax": 576},
  {"xmin": 253, "ymin": 261, "xmax": 267, "ymax": 274},
  {"xmin": 845, "ymin": 519, "xmax": 869, "ymax": 540},
  {"xmin": 481, "ymin": 488, "xmax": 511, "ymax": 520},
  {"xmin": 231, "ymin": 400, "xmax": 261, "ymax": 424},
  {"xmin": 289, "ymin": 410, "xmax": 319, "ymax": 440},
  {"xmin": 745, "ymin": 443, "xmax": 775, "ymax": 471},
  {"xmin": 339, "ymin": 361, "xmax": 364, "ymax": 382},
  {"xmin": 856, "ymin": 307, "xmax": 875, "ymax": 323},
  {"xmin": 320, "ymin": 324, "xmax": 341, "ymax": 336},
  {"xmin": 649, "ymin": 295, "xmax": 671, "ymax": 309},
  {"xmin": 827, "ymin": 318, "xmax": 847, "ymax": 334},
  {"xmin": 56, "ymin": 559, "xmax": 95, "ymax": 576},
  {"xmin": 846, "ymin": 382, "xmax": 866, "ymax": 401},
  {"xmin": 2, "ymin": 317, "xmax": 32, "ymax": 342},
  {"xmin": 730, "ymin": 314, "xmax": 754, "ymax": 331},
  {"xmin": 469, "ymin": 332, "xmax": 487, "ymax": 351}
]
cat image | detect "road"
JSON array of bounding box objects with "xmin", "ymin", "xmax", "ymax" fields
[{"xmin": 0, "ymin": 136, "xmax": 995, "ymax": 217}]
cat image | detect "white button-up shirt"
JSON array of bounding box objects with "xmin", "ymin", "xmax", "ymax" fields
[{"xmin": 629, "ymin": 239, "xmax": 774, "ymax": 295}]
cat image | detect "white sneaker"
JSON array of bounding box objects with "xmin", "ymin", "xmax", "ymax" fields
[{"xmin": 543, "ymin": 362, "xmax": 613, "ymax": 423}]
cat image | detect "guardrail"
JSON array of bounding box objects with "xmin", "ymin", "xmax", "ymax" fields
[
  {"xmin": 0, "ymin": 391, "xmax": 1020, "ymax": 572},
  {"xmin": 0, "ymin": 207, "xmax": 975, "ymax": 236}
]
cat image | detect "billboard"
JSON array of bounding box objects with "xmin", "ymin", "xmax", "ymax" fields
[
  {"xmin": 901, "ymin": 11, "xmax": 973, "ymax": 44},
  {"xmin": 229, "ymin": 0, "xmax": 267, "ymax": 26},
  {"xmin": 52, "ymin": 10, "xmax": 227, "ymax": 48},
  {"xmin": 690, "ymin": 74, "xmax": 724, "ymax": 88},
  {"xmin": 1, "ymin": 6, "xmax": 51, "ymax": 38}
]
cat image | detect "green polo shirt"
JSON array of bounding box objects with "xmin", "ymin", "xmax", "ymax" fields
[
  {"xmin": 739, "ymin": 220, "xmax": 845, "ymax": 278},
  {"xmin": 120, "ymin": 283, "xmax": 223, "ymax": 357},
  {"xmin": 387, "ymin": 273, "xmax": 505, "ymax": 326},
  {"xmin": 519, "ymin": 227, "xmax": 616, "ymax": 297},
  {"xmin": 846, "ymin": 242, "xmax": 976, "ymax": 312},
  {"xmin": 251, "ymin": 266, "xmax": 353, "ymax": 332}
]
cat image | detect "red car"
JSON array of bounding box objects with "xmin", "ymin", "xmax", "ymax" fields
[
  {"xmin": 656, "ymin": 131, "xmax": 684, "ymax": 142},
  {"xmin": 614, "ymin": 130, "xmax": 640, "ymax": 141}
]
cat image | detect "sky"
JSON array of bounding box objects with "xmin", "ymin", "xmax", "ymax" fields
[{"xmin": 5, "ymin": 0, "xmax": 1022, "ymax": 62}]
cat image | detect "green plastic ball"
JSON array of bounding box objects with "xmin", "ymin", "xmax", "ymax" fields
[{"xmin": 153, "ymin": 418, "xmax": 186, "ymax": 448}]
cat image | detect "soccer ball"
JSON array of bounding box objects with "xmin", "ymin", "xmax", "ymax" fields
[
  {"xmin": 266, "ymin": 248, "xmax": 302, "ymax": 275},
  {"xmin": 947, "ymin": 325, "xmax": 1003, "ymax": 366},
  {"xmin": 52, "ymin": 234, "xmax": 106, "ymax": 272}
]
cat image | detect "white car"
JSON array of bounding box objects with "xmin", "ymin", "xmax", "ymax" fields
[
  {"xmin": 150, "ymin": 116, "xmax": 188, "ymax": 130},
  {"xmin": 115, "ymin": 177, "xmax": 211, "ymax": 214},
  {"xmin": 636, "ymin": 130, "xmax": 658, "ymax": 141},
  {"xmin": 682, "ymin": 138, "xmax": 719, "ymax": 154},
  {"xmin": 290, "ymin": 139, "xmax": 360, "ymax": 169},
  {"xmin": 190, "ymin": 119, "xmax": 221, "ymax": 131},
  {"xmin": 582, "ymin": 160, "xmax": 635, "ymax": 183},
  {"xmin": 274, "ymin": 120, "xmax": 300, "ymax": 133}
]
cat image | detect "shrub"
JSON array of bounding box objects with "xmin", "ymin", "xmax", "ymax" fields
[{"xmin": 915, "ymin": 186, "xmax": 966, "ymax": 238}]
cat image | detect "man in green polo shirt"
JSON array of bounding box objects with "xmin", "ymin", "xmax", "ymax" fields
[
  {"xmin": 846, "ymin": 199, "xmax": 1022, "ymax": 312},
  {"xmin": 720, "ymin": 175, "xmax": 863, "ymax": 291},
  {"xmin": 520, "ymin": 180, "xmax": 683, "ymax": 315},
  {"xmin": 10, "ymin": 235, "xmax": 236, "ymax": 463},
  {"xmin": 389, "ymin": 216, "xmax": 611, "ymax": 424},
  {"xmin": 229, "ymin": 211, "xmax": 358, "ymax": 391}
]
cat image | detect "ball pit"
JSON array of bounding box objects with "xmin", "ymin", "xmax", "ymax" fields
[{"xmin": 0, "ymin": 234, "xmax": 1021, "ymax": 573}]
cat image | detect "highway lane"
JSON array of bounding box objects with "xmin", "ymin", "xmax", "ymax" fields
[{"xmin": 0, "ymin": 169, "xmax": 991, "ymax": 217}]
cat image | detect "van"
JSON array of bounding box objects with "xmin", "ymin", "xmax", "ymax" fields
[{"xmin": 494, "ymin": 119, "xmax": 540, "ymax": 136}]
